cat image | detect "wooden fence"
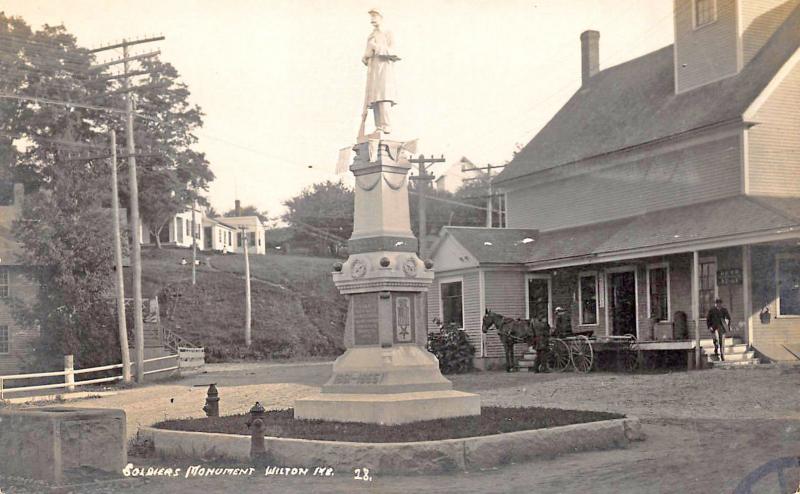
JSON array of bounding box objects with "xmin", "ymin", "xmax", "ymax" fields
[{"xmin": 0, "ymin": 350, "xmax": 204, "ymax": 400}]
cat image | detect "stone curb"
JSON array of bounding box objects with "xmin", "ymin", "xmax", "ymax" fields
[{"xmin": 139, "ymin": 417, "xmax": 644, "ymax": 475}]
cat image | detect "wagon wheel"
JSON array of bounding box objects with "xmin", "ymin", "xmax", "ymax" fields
[
  {"xmin": 622, "ymin": 334, "xmax": 639, "ymax": 372},
  {"xmin": 547, "ymin": 338, "xmax": 571, "ymax": 372},
  {"xmin": 570, "ymin": 335, "xmax": 594, "ymax": 373}
]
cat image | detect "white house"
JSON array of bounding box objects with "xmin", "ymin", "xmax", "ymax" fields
[
  {"xmin": 222, "ymin": 215, "xmax": 267, "ymax": 255},
  {"xmin": 202, "ymin": 216, "xmax": 236, "ymax": 253},
  {"xmin": 433, "ymin": 157, "xmax": 483, "ymax": 193}
]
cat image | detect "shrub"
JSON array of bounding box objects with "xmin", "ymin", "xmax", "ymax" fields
[{"xmin": 426, "ymin": 323, "xmax": 475, "ymax": 374}]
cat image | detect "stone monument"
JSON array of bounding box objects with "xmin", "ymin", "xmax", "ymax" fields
[{"xmin": 293, "ymin": 10, "xmax": 480, "ymax": 425}]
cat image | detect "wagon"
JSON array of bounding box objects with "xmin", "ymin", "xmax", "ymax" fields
[{"xmin": 546, "ymin": 331, "xmax": 639, "ymax": 373}]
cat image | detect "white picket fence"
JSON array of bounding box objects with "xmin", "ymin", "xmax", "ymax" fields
[{"xmin": 0, "ymin": 349, "xmax": 204, "ymax": 400}]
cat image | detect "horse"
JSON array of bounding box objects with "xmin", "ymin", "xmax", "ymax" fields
[{"xmin": 482, "ymin": 309, "xmax": 535, "ymax": 372}]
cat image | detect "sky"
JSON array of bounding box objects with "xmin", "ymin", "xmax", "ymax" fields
[{"xmin": 3, "ymin": 0, "xmax": 675, "ymax": 221}]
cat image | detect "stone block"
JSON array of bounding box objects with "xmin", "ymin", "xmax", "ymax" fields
[
  {"xmin": 294, "ymin": 390, "xmax": 481, "ymax": 425},
  {"xmin": 0, "ymin": 407, "xmax": 126, "ymax": 483}
]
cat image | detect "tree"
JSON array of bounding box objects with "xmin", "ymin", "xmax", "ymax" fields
[
  {"xmin": 12, "ymin": 165, "xmax": 123, "ymax": 369},
  {"xmin": 120, "ymin": 58, "xmax": 214, "ymax": 247},
  {"xmin": 0, "ymin": 13, "xmax": 114, "ymax": 189},
  {"xmin": 282, "ymin": 181, "xmax": 353, "ymax": 256},
  {"xmin": 224, "ymin": 204, "xmax": 269, "ymax": 223},
  {"xmin": 0, "ymin": 14, "xmax": 213, "ymax": 366}
]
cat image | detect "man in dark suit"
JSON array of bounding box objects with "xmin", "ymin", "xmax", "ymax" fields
[
  {"xmin": 706, "ymin": 298, "xmax": 731, "ymax": 361},
  {"xmin": 530, "ymin": 315, "xmax": 551, "ymax": 373}
]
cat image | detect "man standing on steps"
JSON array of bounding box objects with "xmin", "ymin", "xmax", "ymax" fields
[{"xmin": 706, "ymin": 298, "xmax": 731, "ymax": 362}]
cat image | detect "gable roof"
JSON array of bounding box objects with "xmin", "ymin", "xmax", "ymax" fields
[
  {"xmin": 203, "ymin": 216, "xmax": 236, "ymax": 230},
  {"xmin": 495, "ymin": 3, "xmax": 800, "ymax": 185},
  {"xmin": 434, "ymin": 226, "xmax": 539, "ymax": 264}
]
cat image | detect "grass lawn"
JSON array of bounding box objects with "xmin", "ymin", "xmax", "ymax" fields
[
  {"xmin": 138, "ymin": 248, "xmax": 346, "ymax": 360},
  {"xmin": 154, "ymin": 407, "xmax": 624, "ymax": 443}
]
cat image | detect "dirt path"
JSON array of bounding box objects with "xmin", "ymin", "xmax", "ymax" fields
[
  {"xmin": 205, "ymin": 255, "xmax": 289, "ymax": 292},
  {"xmin": 3, "ymin": 364, "xmax": 799, "ymax": 493}
]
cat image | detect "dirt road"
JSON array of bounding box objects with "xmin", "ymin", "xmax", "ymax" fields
[{"xmin": 2, "ymin": 363, "xmax": 799, "ymax": 493}]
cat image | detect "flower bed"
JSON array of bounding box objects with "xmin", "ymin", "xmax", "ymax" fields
[{"xmin": 154, "ymin": 406, "xmax": 623, "ymax": 443}]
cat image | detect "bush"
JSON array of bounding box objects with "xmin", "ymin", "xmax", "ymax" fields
[{"xmin": 426, "ymin": 323, "xmax": 475, "ymax": 374}]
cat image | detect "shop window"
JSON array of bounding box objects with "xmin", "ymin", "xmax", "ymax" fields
[
  {"xmin": 699, "ymin": 258, "xmax": 717, "ymax": 317},
  {"xmin": 777, "ymin": 255, "xmax": 800, "ymax": 316},
  {"xmin": 648, "ymin": 264, "xmax": 670, "ymax": 321},
  {"xmin": 0, "ymin": 325, "xmax": 8, "ymax": 353},
  {"xmin": 579, "ymin": 273, "xmax": 598, "ymax": 325},
  {"xmin": 440, "ymin": 280, "xmax": 463, "ymax": 328},
  {"xmin": 527, "ymin": 276, "xmax": 551, "ymax": 324}
]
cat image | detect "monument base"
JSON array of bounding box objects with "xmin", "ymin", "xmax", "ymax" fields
[
  {"xmin": 294, "ymin": 345, "xmax": 481, "ymax": 424},
  {"xmin": 319, "ymin": 346, "xmax": 453, "ymax": 394},
  {"xmin": 294, "ymin": 390, "xmax": 480, "ymax": 425}
]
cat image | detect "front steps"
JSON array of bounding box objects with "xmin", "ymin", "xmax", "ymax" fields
[{"xmin": 698, "ymin": 337, "xmax": 761, "ymax": 368}]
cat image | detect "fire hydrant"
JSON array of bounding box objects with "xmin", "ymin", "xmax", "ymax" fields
[
  {"xmin": 247, "ymin": 401, "xmax": 267, "ymax": 463},
  {"xmin": 202, "ymin": 383, "xmax": 219, "ymax": 417}
]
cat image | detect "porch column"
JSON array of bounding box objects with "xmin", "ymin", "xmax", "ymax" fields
[
  {"xmin": 692, "ymin": 251, "xmax": 701, "ymax": 369},
  {"xmin": 743, "ymin": 245, "xmax": 752, "ymax": 346}
]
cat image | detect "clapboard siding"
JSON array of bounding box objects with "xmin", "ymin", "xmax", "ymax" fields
[
  {"xmin": 0, "ymin": 268, "xmax": 39, "ymax": 374},
  {"xmin": 750, "ymin": 244, "xmax": 800, "ymax": 361},
  {"xmin": 748, "ymin": 58, "xmax": 800, "ymax": 196},
  {"xmin": 675, "ymin": 0, "xmax": 739, "ymax": 93},
  {"xmin": 506, "ymin": 134, "xmax": 741, "ymax": 231},
  {"xmin": 428, "ymin": 271, "xmax": 482, "ymax": 355},
  {"xmin": 461, "ymin": 272, "xmax": 483, "ymax": 355},
  {"xmin": 741, "ymin": 0, "xmax": 800, "ymax": 66},
  {"xmin": 483, "ymin": 271, "xmax": 527, "ymax": 358}
]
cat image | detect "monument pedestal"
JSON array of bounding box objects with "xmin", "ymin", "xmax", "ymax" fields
[{"xmin": 294, "ymin": 138, "xmax": 480, "ymax": 424}]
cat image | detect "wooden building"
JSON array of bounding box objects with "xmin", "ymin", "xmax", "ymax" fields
[{"xmin": 430, "ymin": 0, "xmax": 800, "ymax": 366}]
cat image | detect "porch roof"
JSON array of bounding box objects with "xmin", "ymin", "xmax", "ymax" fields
[{"xmin": 527, "ymin": 195, "xmax": 800, "ymax": 266}]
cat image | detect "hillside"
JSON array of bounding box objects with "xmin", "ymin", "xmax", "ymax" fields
[{"xmin": 138, "ymin": 248, "xmax": 346, "ymax": 361}]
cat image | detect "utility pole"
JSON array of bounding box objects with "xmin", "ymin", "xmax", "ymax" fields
[
  {"xmin": 191, "ymin": 197, "xmax": 197, "ymax": 286},
  {"xmin": 241, "ymin": 227, "xmax": 252, "ymax": 347},
  {"xmin": 463, "ymin": 163, "xmax": 507, "ymax": 228},
  {"xmin": 91, "ymin": 36, "xmax": 164, "ymax": 383},
  {"xmin": 408, "ymin": 154, "xmax": 444, "ymax": 257},
  {"xmin": 486, "ymin": 164, "xmax": 493, "ymax": 228},
  {"xmin": 109, "ymin": 130, "xmax": 131, "ymax": 383}
]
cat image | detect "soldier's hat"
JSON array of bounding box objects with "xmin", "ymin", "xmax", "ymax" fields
[
  {"xmin": 555, "ymin": 306, "xmax": 565, "ymax": 312},
  {"xmin": 368, "ymin": 8, "xmax": 382, "ymax": 16}
]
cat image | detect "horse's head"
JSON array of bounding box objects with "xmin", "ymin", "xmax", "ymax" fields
[{"xmin": 482, "ymin": 309, "xmax": 498, "ymax": 333}]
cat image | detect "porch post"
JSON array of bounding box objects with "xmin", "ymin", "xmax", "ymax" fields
[
  {"xmin": 742, "ymin": 245, "xmax": 752, "ymax": 346},
  {"xmin": 692, "ymin": 251, "xmax": 701, "ymax": 369}
]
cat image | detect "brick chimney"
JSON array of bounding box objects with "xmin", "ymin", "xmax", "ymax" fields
[
  {"xmin": 234, "ymin": 199, "xmax": 241, "ymax": 216},
  {"xmin": 580, "ymin": 30, "xmax": 600, "ymax": 86}
]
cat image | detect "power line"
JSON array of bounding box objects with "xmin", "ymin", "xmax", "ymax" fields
[{"xmin": 0, "ymin": 92, "xmax": 155, "ymax": 121}]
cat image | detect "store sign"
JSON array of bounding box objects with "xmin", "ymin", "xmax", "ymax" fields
[{"xmin": 717, "ymin": 269, "xmax": 742, "ymax": 286}]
